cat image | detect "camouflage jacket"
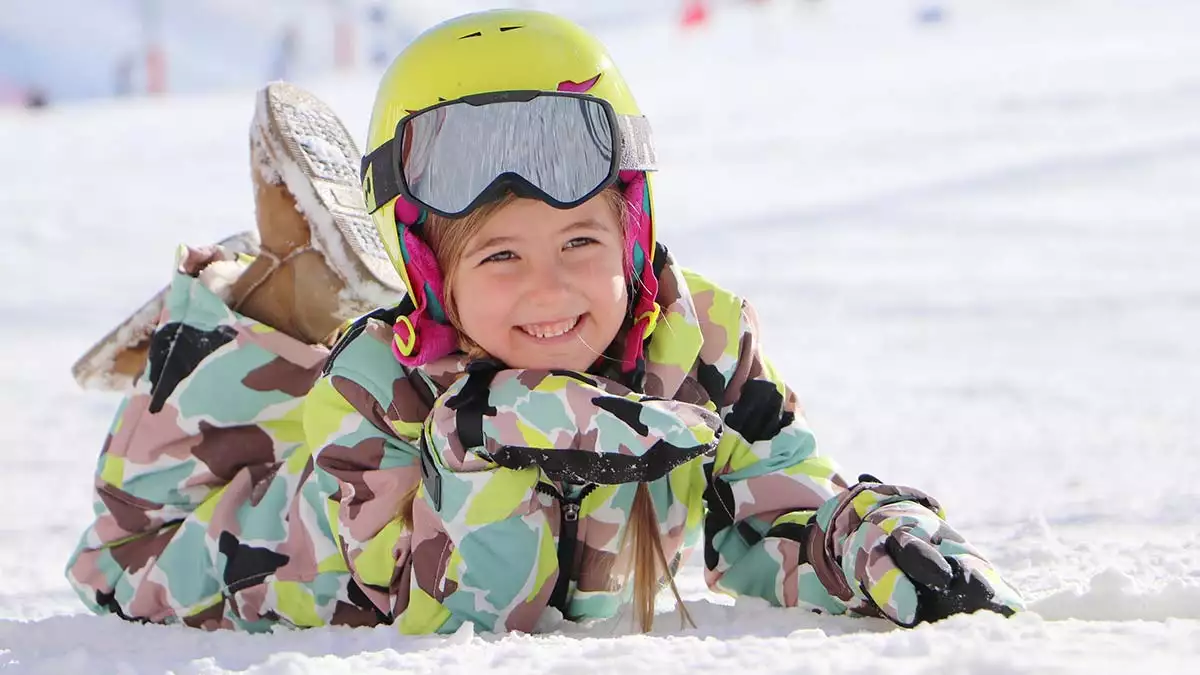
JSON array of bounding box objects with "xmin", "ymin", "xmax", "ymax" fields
[{"xmin": 68, "ymin": 246, "xmax": 985, "ymax": 633}]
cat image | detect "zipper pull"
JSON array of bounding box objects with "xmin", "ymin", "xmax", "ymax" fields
[{"xmin": 562, "ymin": 502, "xmax": 581, "ymax": 522}]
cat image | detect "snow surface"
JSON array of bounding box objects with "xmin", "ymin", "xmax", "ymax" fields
[{"xmin": 2, "ymin": 0, "xmax": 1199, "ymax": 672}]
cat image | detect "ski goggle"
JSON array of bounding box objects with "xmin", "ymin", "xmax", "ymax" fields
[{"xmin": 361, "ymin": 90, "xmax": 657, "ymax": 219}]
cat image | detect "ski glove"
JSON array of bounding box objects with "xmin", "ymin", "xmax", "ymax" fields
[{"xmin": 806, "ymin": 478, "xmax": 1025, "ymax": 627}]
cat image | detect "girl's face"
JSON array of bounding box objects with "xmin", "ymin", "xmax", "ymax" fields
[{"xmin": 450, "ymin": 195, "xmax": 628, "ymax": 371}]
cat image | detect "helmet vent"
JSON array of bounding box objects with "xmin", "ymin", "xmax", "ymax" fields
[
  {"xmin": 499, "ymin": 25, "xmax": 524, "ymax": 32},
  {"xmin": 459, "ymin": 31, "xmax": 483, "ymax": 39}
]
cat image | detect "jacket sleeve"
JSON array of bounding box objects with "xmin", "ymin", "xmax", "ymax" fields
[
  {"xmin": 65, "ymin": 269, "xmax": 329, "ymax": 628},
  {"xmin": 695, "ymin": 285, "xmax": 1022, "ymax": 623},
  {"xmin": 303, "ymin": 327, "xmax": 427, "ymax": 623},
  {"xmin": 695, "ymin": 286, "xmax": 855, "ymax": 614}
]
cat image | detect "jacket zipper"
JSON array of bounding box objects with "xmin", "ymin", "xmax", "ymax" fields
[{"xmin": 536, "ymin": 482, "xmax": 597, "ymax": 616}]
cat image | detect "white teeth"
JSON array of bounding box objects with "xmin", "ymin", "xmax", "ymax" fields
[{"xmin": 521, "ymin": 316, "xmax": 579, "ymax": 339}]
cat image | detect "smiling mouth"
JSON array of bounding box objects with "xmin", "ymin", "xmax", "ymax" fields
[{"xmin": 518, "ymin": 315, "xmax": 582, "ymax": 340}]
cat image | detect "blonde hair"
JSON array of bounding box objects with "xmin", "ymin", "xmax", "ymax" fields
[
  {"xmin": 622, "ymin": 483, "xmax": 694, "ymax": 632},
  {"xmin": 411, "ymin": 188, "xmax": 690, "ymax": 632}
]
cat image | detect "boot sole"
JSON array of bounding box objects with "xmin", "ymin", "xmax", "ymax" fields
[
  {"xmin": 252, "ymin": 81, "xmax": 405, "ymax": 313},
  {"xmin": 71, "ymin": 231, "xmax": 261, "ymax": 392}
]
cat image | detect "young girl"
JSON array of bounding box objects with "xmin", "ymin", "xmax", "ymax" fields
[{"xmin": 67, "ymin": 9, "xmax": 1023, "ymax": 634}]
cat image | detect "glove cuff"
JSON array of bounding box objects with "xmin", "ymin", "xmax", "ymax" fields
[{"xmin": 807, "ymin": 479, "xmax": 944, "ymax": 604}]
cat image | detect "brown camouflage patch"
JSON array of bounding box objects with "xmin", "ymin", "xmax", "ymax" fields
[
  {"xmin": 673, "ymin": 375, "xmax": 713, "ymax": 408},
  {"xmin": 515, "ymin": 369, "xmax": 547, "ymax": 391},
  {"xmin": 319, "ymin": 436, "xmax": 386, "ymax": 520},
  {"xmin": 332, "ymin": 375, "xmax": 395, "ymax": 437},
  {"xmin": 655, "ymin": 253, "xmax": 682, "ymax": 307},
  {"xmin": 96, "ymin": 482, "xmax": 159, "ymax": 535},
  {"xmin": 411, "ymin": 529, "xmax": 454, "ymax": 600},
  {"xmin": 642, "ymin": 371, "xmax": 666, "ymax": 398},
  {"xmin": 182, "ymin": 598, "xmax": 228, "ymax": 630},
  {"xmin": 331, "ymin": 600, "xmax": 383, "ymax": 627},
  {"xmin": 241, "ymin": 356, "xmax": 322, "ymax": 397},
  {"xmin": 108, "ymin": 524, "xmax": 181, "ymax": 574},
  {"xmin": 391, "ymin": 376, "xmax": 434, "ymax": 425},
  {"xmin": 724, "ymin": 331, "xmax": 763, "ymax": 405},
  {"xmin": 192, "ymin": 422, "xmax": 277, "ymax": 482}
]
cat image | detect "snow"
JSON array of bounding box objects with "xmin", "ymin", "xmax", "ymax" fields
[
  {"xmin": 295, "ymin": 135, "xmax": 347, "ymax": 166},
  {"xmin": 1032, "ymin": 567, "xmax": 1200, "ymax": 622},
  {"xmin": 2, "ymin": 0, "xmax": 1199, "ymax": 672}
]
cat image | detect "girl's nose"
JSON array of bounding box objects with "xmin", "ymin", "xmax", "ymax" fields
[{"xmin": 524, "ymin": 258, "xmax": 572, "ymax": 304}]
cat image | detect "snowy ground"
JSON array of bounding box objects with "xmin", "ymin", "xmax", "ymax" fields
[{"xmin": 2, "ymin": 0, "xmax": 1198, "ymax": 672}]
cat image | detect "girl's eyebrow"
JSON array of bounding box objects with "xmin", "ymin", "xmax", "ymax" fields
[
  {"xmin": 562, "ymin": 218, "xmax": 606, "ymax": 234},
  {"xmin": 464, "ymin": 234, "xmax": 517, "ymax": 259},
  {"xmin": 465, "ymin": 219, "xmax": 609, "ymax": 258}
]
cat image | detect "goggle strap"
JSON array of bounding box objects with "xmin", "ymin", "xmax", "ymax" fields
[
  {"xmin": 361, "ymin": 138, "xmax": 401, "ymax": 214},
  {"xmin": 617, "ymin": 114, "xmax": 658, "ymax": 172}
]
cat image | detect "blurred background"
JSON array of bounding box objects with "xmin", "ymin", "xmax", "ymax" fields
[
  {"xmin": 0, "ymin": 0, "xmax": 956, "ymax": 108},
  {"xmin": 0, "ymin": 0, "xmax": 750, "ymax": 107},
  {"xmin": 0, "ymin": 0, "xmax": 445, "ymax": 106}
]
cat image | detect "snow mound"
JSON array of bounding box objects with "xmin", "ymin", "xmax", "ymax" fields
[{"xmin": 1032, "ymin": 568, "xmax": 1200, "ymax": 622}]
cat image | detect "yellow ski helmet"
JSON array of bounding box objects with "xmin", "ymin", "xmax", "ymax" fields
[{"xmin": 361, "ymin": 9, "xmax": 661, "ymax": 370}]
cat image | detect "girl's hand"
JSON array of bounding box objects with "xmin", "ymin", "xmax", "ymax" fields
[{"xmin": 808, "ymin": 480, "xmax": 1025, "ymax": 627}]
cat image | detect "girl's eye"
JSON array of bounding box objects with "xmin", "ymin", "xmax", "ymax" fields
[
  {"xmin": 480, "ymin": 250, "xmax": 516, "ymax": 265},
  {"xmin": 564, "ymin": 237, "xmax": 598, "ymax": 250}
]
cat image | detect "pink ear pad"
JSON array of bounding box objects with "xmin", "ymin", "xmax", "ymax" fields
[{"xmin": 390, "ymin": 216, "xmax": 458, "ymax": 367}]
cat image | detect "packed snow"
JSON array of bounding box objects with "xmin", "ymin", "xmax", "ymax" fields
[{"xmin": 2, "ymin": 0, "xmax": 1198, "ymax": 672}]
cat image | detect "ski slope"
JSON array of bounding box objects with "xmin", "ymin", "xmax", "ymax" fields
[{"xmin": 2, "ymin": 0, "xmax": 1199, "ymax": 672}]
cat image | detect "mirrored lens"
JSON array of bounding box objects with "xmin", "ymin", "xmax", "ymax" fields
[{"xmin": 400, "ymin": 95, "xmax": 615, "ymax": 214}]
